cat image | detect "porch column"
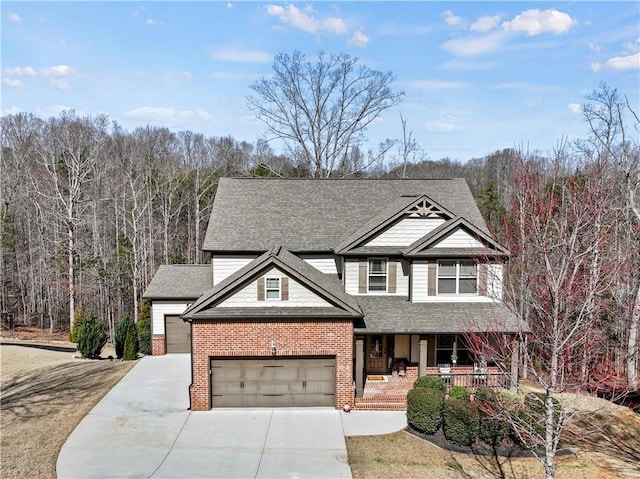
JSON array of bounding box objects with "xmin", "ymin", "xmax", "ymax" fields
[
  {"xmin": 419, "ymin": 339, "xmax": 428, "ymax": 377},
  {"xmin": 510, "ymin": 336, "xmax": 519, "ymax": 389},
  {"xmin": 355, "ymin": 338, "xmax": 365, "ymax": 397}
]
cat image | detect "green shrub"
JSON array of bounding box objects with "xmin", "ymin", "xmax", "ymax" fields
[
  {"xmin": 407, "ymin": 387, "xmax": 445, "ymax": 434},
  {"xmin": 123, "ymin": 319, "xmax": 139, "ymax": 361},
  {"xmin": 77, "ymin": 314, "xmax": 107, "ymax": 359},
  {"xmin": 114, "ymin": 315, "xmax": 134, "ymax": 359},
  {"xmin": 413, "ymin": 375, "xmax": 447, "ymax": 392},
  {"xmin": 444, "ymin": 398, "xmax": 479, "ymax": 446},
  {"xmin": 448, "ymin": 385, "xmax": 470, "ymax": 401},
  {"xmin": 69, "ymin": 308, "xmax": 89, "ymax": 343},
  {"xmin": 137, "ymin": 299, "xmax": 152, "ymax": 355},
  {"xmin": 474, "ymin": 387, "xmax": 507, "ymax": 446},
  {"xmin": 519, "ymin": 392, "xmax": 562, "ymax": 443}
]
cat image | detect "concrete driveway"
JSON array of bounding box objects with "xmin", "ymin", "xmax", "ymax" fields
[{"xmin": 58, "ymin": 355, "xmax": 404, "ymax": 478}]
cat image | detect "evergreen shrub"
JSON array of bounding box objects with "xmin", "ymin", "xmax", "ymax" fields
[
  {"xmin": 444, "ymin": 398, "xmax": 479, "ymax": 446},
  {"xmin": 475, "ymin": 386, "xmax": 508, "ymax": 446},
  {"xmin": 137, "ymin": 300, "xmax": 152, "ymax": 355},
  {"xmin": 407, "ymin": 387, "xmax": 445, "ymax": 434},
  {"xmin": 413, "ymin": 375, "xmax": 447, "ymax": 392},
  {"xmin": 69, "ymin": 308, "xmax": 88, "ymax": 343},
  {"xmin": 448, "ymin": 385, "xmax": 470, "ymax": 401},
  {"xmin": 123, "ymin": 319, "xmax": 139, "ymax": 360},
  {"xmin": 77, "ymin": 314, "xmax": 107, "ymax": 359},
  {"xmin": 114, "ymin": 316, "xmax": 134, "ymax": 359}
]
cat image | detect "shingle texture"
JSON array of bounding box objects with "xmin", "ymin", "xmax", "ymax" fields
[
  {"xmin": 142, "ymin": 265, "xmax": 212, "ymax": 299},
  {"xmin": 355, "ymin": 297, "xmax": 526, "ymax": 334},
  {"xmin": 203, "ymin": 178, "xmax": 489, "ymax": 252}
]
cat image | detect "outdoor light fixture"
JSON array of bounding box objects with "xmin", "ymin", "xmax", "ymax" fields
[{"xmin": 270, "ymin": 340, "xmax": 276, "ymax": 355}]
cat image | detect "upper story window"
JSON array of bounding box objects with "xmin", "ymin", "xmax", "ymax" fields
[
  {"xmin": 265, "ymin": 277, "xmax": 281, "ymax": 299},
  {"xmin": 437, "ymin": 260, "xmax": 477, "ymax": 294},
  {"xmin": 368, "ymin": 258, "xmax": 388, "ymax": 292}
]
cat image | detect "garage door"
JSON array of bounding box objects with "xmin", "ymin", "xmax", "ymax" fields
[
  {"xmin": 211, "ymin": 357, "xmax": 335, "ymax": 407},
  {"xmin": 165, "ymin": 315, "xmax": 191, "ymax": 353}
]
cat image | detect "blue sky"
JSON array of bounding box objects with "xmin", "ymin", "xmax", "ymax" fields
[{"xmin": 2, "ymin": 1, "xmax": 639, "ymax": 162}]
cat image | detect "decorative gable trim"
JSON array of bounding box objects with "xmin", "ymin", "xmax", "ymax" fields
[{"xmin": 337, "ymin": 195, "xmax": 455, "ymax": 253}]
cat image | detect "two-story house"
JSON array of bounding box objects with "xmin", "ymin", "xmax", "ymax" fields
[{"xmin": 143, "ymin": 178, "xmax": 524, "ymax": 411}]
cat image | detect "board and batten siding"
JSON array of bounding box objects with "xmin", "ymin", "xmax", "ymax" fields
[
  {"xmin": 217, "ymin": 267, "xmax": 332, "ymax": 308},
  {"xmin": 212, "ymin": 255, "xmax": 258, "ymax": 285},
  {"xmin": 364, "ymin": 217, "xmax": 445, "ymax": 247},
  {"xmin": 152, "ymin": 301, "xmax": 192, "ymax": 335},
  {"xmin": 433, "ymin": 229, "xmax": 483, "ymax": 248},
  {"xmin": 344, "ymin": 258, "xmax": 409, "ymax": 296}
]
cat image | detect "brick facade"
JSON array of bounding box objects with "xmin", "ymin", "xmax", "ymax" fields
[
  {"xmin": 190, "ymin": 319, "xmax": 354, "ymax": 411},
  {"xmin": 152, "ymin": 335, "xmax": 166, "ymax": 355}
]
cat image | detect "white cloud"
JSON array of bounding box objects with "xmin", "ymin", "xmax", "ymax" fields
[
  {"xmin": 441, "ymin": 31, "xmax": 507, "ymax": 57},
  {"xmin": 146, "ymin": 18, "xmax": 156, "ymax": 25},
  {"xmin": 502, "ymin": 9, "xmax": 577, "ymax": 36},
  {"xmin": 591, "ymin": 62, "xmax": 601, "ymax": 72},
  {"xmin": 440, "ymin": 59, "xmax": 500, "ymax": 71},
  {"xmin": 588, "ymin": 42, "xmax": 600, "ymax": 53},
  {"xmin": 9, "ymin": 12, "xmax": 20, "ymax": 23},
  {"xmin": 442, "ymin": 10, "xmax": 464, "ymax": 27},
  {"xmin": 471, "ymin": 15, "xmax": 502, "ymax": 33},
  {"xmin": 50, "ymin": 78, "xmax": 70, "ymax": 90},
  {"xmin": 404, "ymin": 80, "xmax": 472, "ymax": 90},
  {"xmin": 266, "ymin": 4, "xmax": 347, "ymax": 35},
  {"xmin": 123, "ymin": 107, "xmax": 213, "ymax": 127},
  {"xmin": 227, "ymin": 2, "xmax": 233, "ymax": 9},
  {"xmin": 348, "ymin": 31, "xmax": 369, "ymax": 47},
  {"xmin": 426, "ymin": 113, "xmax": 457, "ymax": 133},
  {"xmin": 2, "ymin": 78, "xmax": 23, "ymax": 88},
  {"xmin": 39, "ymin": 65, "xmax": 78, "ymax": 78},
  {"xmin": 567, "ymin": 103, "xmax": 582, "ymax": 114},
  {"xmin": 606, "ymin": 52, "xmax": 640, "ymax": 71},
  {"xmin": 209, "ymin": 46, "xmax": 271, "ymax": 63},
  {"xmin": 173, "ymin": 71, "xmax": 193, "ymax": 81},
  {"xmin": 6, "ymin": 66, "xmax": 35, "ymax": 76},
  {"xmin": 2, "ymin": 106, "xmax": 24, "ymax": 116},
  {"xmin": 132, "ymin": 6, "xmax": 146, "ymax": 18}
]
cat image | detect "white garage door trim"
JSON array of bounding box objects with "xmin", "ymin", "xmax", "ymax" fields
[{"xmin": 210, "ymin": 356, "xmax": 336, "ymax": 407}]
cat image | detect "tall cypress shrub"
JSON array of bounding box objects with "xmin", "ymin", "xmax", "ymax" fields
[
  {"xmin": 123, "ymin": 318, "xmax": 139, "ymax": 360},
  {"xmin": 137, "ymin": 299, "xmax": 152, "ymax": 355},
  {"xmin": 114, "ymin": 316, "xmax": 134, "ymax": 359},
  {"xmin": 77, "ymin": 314, "xmax": 107, "ymax": 359}
]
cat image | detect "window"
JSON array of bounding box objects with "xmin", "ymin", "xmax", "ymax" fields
[
  {"xmin": 265, "ymin": 277, "xmax": 280, "ymax": 299},
  {"xmin": 368, "ymin": 258, "xmax": 387, "ymax": 292},
  {"xmin": 437, "ymin": 260, "xmax": 477, "ymax": 294}
]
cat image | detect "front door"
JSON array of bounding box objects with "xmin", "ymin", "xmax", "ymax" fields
[{"xmin": 366, "ymin": 335, "xmax": 387, "ymax": 373}]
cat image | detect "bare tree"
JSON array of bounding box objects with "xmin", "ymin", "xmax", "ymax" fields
[{"xmin": 248, "ymin": 50, "xmax": 404, "ymax": 177}]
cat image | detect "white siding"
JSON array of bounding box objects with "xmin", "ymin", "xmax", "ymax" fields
[
  {"xmin": 300, "ymin": 255, "xmax": 339, "ymax": 275},
  {"xmin": 218, "ymin": 267, "xmax": 332, "ymax": 308},
  {"xmin": 213, "ymin": 255, "xmax": 257, "ymax": 285},
  {"xmin": 344, "ymin": 259, "xmax": 360, "ymax": 295},
  {"xmin": 152, "ymin": 301, "xmax": 191, "ymax": 335},
  {"xmin": 433, "ymin": 229, "xmax": 483, "ymax": 248},
  {"xmin": 344, "ymin": 258, "xmax": 408, "ymax": 296},
  {"xmin": 487, "ymin": 263, "xmax": 504, "ymax": 300},
  {"xmin": 365, "ymin": 217, "xmax": 445, "ymax": 247},
  {"xmin": 411, "ymin": 261, "xmax": 429, "ymax": 302}
]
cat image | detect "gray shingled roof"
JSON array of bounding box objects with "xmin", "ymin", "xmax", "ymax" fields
[
  {"xmin": 186, "ymin": 307, "xmax": 356, "ymax": 320},
  {"xmin": 354, "ymin": 297, "xmax": 527, "ymax": 334},
  {"xmin": 142, "ymin": 265, "xmax": 212, "ymax": 299},
  {"xmin": 182, "ymin": 246, "xmax": 363, "ymax": 320},
  {"xmin": 203, "ymin": 178, "xmax": 489, "ymax": 252}
]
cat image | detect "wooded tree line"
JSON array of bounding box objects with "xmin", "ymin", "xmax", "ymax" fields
[{"xmin": 1, "ymin": 84, "xmax": 638, "ymax": 394}]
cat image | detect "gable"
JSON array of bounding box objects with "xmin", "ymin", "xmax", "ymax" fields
[
  {"xmin": 364, "ymin": 217, "xmax": 446, "ymax": 247},
  {"xmin": 432, "ymin": 229, "xmax": 484, "ymax": 249},
  {"xmin": 216, "ymin": 267, "xmax": 332, "ymax": 308}
]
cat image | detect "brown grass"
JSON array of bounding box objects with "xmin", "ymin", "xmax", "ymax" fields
[{"xmin": 0, "ymin": 340, "xmax": 134, "ymax": 479}]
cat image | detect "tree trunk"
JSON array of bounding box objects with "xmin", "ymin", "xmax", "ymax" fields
[{"xmin": 627, "ymin": 283, "xmax": 640, "ymax": 390}]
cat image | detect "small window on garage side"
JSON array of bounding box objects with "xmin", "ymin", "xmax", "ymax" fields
[{"xmin": 265, "ymin": 277, "xmax": 280, "ymax": 299}]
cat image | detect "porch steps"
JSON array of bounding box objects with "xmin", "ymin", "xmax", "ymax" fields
[{"xmin": 354, "ymin": 399, "xmax": 407, "ymax": 411}]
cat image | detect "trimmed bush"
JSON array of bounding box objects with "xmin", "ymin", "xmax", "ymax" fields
[
  {"xmin": 520, "ymin": 392, "xmax": 562, "ymax": 443},
  {"xmin": 123, "ymin": 319, "xmax": 139, "ymax": 361},
  {"xmin": 137, "ymin": 299, "xmax": 152, "ymax": 355},
  {"xmin": 114, "ymin": 316, "xmax": 134, "ymax": 359},
  {"xmin": 475, "ymin": 386, "xmax": 507, "ymax": 446},
  {"xmin": 407, "ymin": 387, "xmax": 445, "ymax": 434},
  {"xmin": 77, "ymin": 314, "xmax": 107, "ymax": 359},
  {"xmin": 69, "ymin": 308, "xmax": 89, "ymax": 343},
  {"xmin": 444, "ymin": 398, "xmax": 479, "ymax": 446},
  {"xmin": 448, "ymin": 385, "xmax": 470, "ymax": 401},
  {"xmin": 413, "ymin": 375, "xmax": 447, "ymax": 392}
]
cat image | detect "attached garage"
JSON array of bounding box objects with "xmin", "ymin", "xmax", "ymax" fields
[
  {"xmin": 210, "ymin": 357, "xmax": 336, "ymax": 407},
  {"xmin": 165, "ymin": 315, "xmax": 191, "ymax": 353}
]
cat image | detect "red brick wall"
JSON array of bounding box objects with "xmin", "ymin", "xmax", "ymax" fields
[
  {"xmin": 190, "ymin": 319, "xmax": 354, "ymax": 411},
  {"xmin": 152, "ymin": 335, "xmax": 165, "ymax": 355}
]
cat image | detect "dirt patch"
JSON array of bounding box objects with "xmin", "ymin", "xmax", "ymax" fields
[{"xmin": 0, "ymin": 340, "xmax": 134, "ymax": 479}]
